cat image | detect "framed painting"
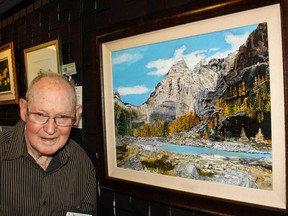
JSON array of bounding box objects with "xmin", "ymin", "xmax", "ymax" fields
[
  {"xmin": 0, "ymin": 42, "xmax": 19, "ymax": 105},
  {"xmin": 24, "ymin": 39, "xmax": 61, "ymax": 87},
  {"xmin": 95, "ymin": 0, "xmax": 288, "ymax": 214}
]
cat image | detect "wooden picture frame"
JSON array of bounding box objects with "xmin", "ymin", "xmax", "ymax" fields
[
  {"xmin": 95, "ymin": 0, "xmax": 288, "ymax": 214},
  {"xmin": 24, "ymin": 39, "xmax": 61, "ymax": 87},
  {"xmin": 0, "ymin": 42, "xmax": 19, "ymax": 105}
]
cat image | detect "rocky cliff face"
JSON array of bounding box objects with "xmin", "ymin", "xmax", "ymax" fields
[
  {"xmin": 114, "ymin": 23, "xmax": 270, "ymax": 138},
  {"xmin": 139, "ymin": 56, "xmax": 232, "ymax": 124}
]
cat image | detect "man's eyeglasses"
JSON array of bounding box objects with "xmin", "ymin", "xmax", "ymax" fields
[{"xmin": 26, "ymin": 109, "xmax": 75, "ymax": 127}]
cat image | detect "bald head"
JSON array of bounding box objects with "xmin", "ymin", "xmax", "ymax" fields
[{"xmin": 26, "ymin": 73, "xmax": 77, "ymax": 112}]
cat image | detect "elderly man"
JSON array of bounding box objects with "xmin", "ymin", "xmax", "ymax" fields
[{"xmin": 0, "ymin": 73, "xmax": 97, "ymax": 216}]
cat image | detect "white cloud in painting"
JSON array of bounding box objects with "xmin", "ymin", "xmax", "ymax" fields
[
  {"xmin": 146, "ymin": 32, "xmax": 251, "ymax": 75},
  {"xmin": 209, "ymin": 47, "xmax": 219, "ymax": 52},
  {"xmin": 207, "ymin": 32, "xmax": 250, "ymax": 60},
  {"xmin": 226, "ymin": 32, "xmax": 249, "ymax": 51},
  {"xmin": 146, "ymin": 45, "xmax": 206, "ymax": 76},
  {"xmin": 113, "ymin": 53, "xmax": 143, "ymax": 65},
  {"xmin": 117, "ymin": 85, "xmax": 150, "ymax": 95}
]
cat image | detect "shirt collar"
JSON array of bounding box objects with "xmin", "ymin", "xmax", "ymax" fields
[{"xmin": 3, "ymin": 121, "xmax": 26, "ymax": 160}]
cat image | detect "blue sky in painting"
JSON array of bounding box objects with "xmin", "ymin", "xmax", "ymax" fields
[{"xmin": 112, "ymin": 24, "xmax": 258, "ymax": 106}]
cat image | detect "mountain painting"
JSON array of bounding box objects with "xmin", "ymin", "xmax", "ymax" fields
[{"xmin": 112, "ymin": 23, "xmax": 272, "ymax": 190}]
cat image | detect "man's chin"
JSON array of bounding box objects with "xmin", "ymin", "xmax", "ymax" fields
[{"xmin": 38, "ymin": 144, "xmax": 60, "ymax": 156}]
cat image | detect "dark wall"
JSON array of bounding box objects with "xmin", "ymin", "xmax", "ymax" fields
[{"xmin": 0, "ymin": 0, "xmax": 209, "ymax": 215}]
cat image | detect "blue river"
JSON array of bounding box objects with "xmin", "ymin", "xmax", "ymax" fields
[{"xmin": 161, "ymin": 144, "xmax": 272, "ymax": 159}]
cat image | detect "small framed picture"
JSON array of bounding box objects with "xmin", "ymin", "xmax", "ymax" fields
[
  {"xmin": 24, "ymin": 39, "xmax": 61, "ymax": 87},
  {"xmin": 0, "ymin": 42, "xmax": 19, "ymax": 105}
]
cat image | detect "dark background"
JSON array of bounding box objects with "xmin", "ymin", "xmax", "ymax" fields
[{"xmin": 0, "ymin": 0, "xmax": 287, "ymax": 216}]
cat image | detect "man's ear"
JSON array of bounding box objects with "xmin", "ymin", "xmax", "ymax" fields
[
  {"xmin": 19, "ymin": 98, "xmax": 27, "ymax": 122},
  {"xmin": 73, "ymin": 104, "xmax": 82, "ymax": 127}
]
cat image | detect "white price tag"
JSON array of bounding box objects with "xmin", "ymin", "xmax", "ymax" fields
[
  {"xmin": 75, "ymin": 86, "xmax": 82, "ymax": 129},
  {"xmin": 66, "ymin": 212, "xmax": 92, "ymax": 216}
]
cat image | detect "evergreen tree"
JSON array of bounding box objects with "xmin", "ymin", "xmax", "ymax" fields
[{"xmin": 118, "ymin": 110, "xmax": 128, "ymax": 136}]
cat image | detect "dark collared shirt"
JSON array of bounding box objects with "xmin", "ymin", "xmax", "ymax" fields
[{"xmin": 0, "ymin": 121, "xmax": 97, "ymax": 216}]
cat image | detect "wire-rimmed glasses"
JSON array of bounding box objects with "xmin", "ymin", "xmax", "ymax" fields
[{"xmin": 26, "ymin": 109, "xmax": 75, "ymax": 127}]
